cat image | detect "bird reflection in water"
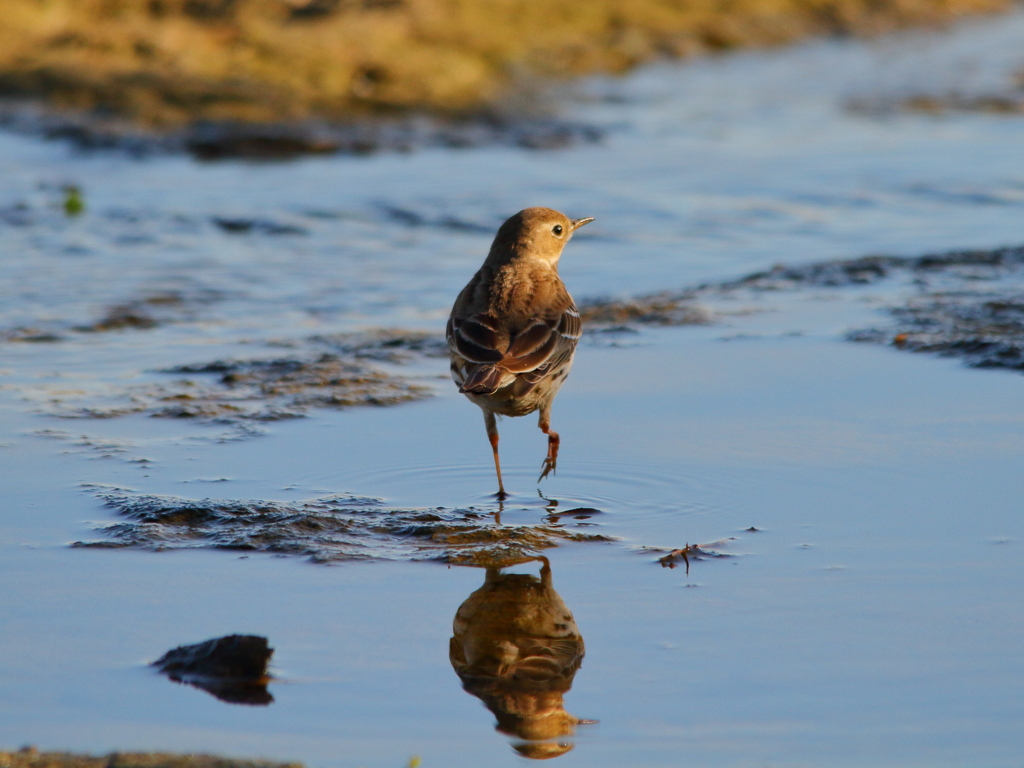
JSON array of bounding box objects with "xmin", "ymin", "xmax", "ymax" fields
[{"xmin": 450, "ymin": 556, "xmax": 594, "ymax": 759}]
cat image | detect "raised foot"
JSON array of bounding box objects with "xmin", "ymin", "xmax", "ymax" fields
[{"xmin": 537, "ymin": 435, "xmax": 560, "ymax": 483}]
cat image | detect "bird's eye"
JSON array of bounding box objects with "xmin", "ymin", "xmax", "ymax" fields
[{"xmin": 552, "ymin": 224, "xmax": 564, "ymax": 236}]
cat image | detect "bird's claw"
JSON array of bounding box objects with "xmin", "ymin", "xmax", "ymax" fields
[{"xmin": 538, "ymin": 457, "xmax": 556, "ymax": 483}]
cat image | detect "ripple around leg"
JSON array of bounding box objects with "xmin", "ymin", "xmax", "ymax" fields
[{"xmin": 344, "ymin": 458, "xmax": 738, "ymax": 523}]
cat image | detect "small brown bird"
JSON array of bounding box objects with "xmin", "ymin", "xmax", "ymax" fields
[{"xmin": 447, "ymin": 207, "xmax": 593, "ymax": 498}]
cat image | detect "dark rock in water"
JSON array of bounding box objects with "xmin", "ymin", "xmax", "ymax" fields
[
  {"xmin": 75, "ymin": 488, "xmax": 613, "ymax": 565},
  {"xmin": 152, "ymin": 634, "xmax": 273, "ymax": 706}
]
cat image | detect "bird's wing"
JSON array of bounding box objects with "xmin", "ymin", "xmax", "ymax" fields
[{"xmin": 449, "ymin": 304, "xmax": 581, "ymax": 376}]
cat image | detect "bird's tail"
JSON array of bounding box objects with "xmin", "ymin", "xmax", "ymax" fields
[{"xmin": 459, "ymin": 365, "xmax": 505, "ymax": 395}]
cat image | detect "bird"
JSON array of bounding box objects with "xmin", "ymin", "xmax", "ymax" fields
[{"xmin": 447, "ymin": 207, "xmax": 593, "ymax": 499}]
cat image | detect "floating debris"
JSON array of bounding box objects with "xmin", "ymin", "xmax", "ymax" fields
[
  {"xmin": 640, "ymin": 539, "xmax": 737, "ymax": 574},
  {"xmin": 75, "ymin": 488, "xmax": 613, "ymax": 566},
  {"xmin": 0, "ymin": 748, "xmax": 301, "ymax": 768},
  {"xmin": 152, "ymin": 634, "xmax": 274, "ymax": 706}
]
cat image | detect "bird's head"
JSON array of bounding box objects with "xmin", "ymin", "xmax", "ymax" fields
[{"xmin": 488, "ymin": 207, "xmax": 594, "ymax": 268}]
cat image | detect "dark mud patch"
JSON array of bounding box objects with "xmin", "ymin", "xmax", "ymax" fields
[
  {"xmin": 849, "ymin": 86, "xmax": 1024, "ymax": 117},
  {"xmin": 80, "ymin": 289, "xmax": 227, "ymax": 332},
  {"xmin": 850, "ymin": 292, "xmax": 1024, "ymax": 371},
  {"xmin": 150, "ymin": 356, "xmax": 427, "ymax": 421},
  {"xmin": 211, "ymin": 217, "xmax": 308, "ymax": 236},
  {"xmin": 708, "ymin": 244, "xmax": 1024, "ymax": 374},
  {"xmin": 46, "ymin": 331, "xmax": 441, "ymax": 421},
  {"xmin": 303, "ymin": 329, "xmax": 449, "ymax": 362},
  {"xmin": 0, "ymin": 104, "xmax": 603, "ymax": 160},
  {"xmin": 717, "ymin": 244, "xmax": 1024, "ymax": 372},
  {"xmin": 2, "ymin": 289, "xmax": 226, "ymax": 341},
  {"xmin": 75, "ymin": 488, "xmax": 614, "ymax": 566},
  {"xmin": 578, "ymin": 292, "xmax": 711, "ymax": 328},
  {"xmin": 153, "ymin": 634, "xmax": 274, "ymax": 706},
  {"xmin": 375, "ymin": 204, "xmax": 496, "ymax": 234},
  {"xmin": 0, "ymin": 749, "xmax": 300, "ymax": 768},
  {"xmin": 718, "ymin": 246, "xmax": 1024, "ymax": 290}
]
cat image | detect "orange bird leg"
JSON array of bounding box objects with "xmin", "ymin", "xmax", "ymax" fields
[
  {"xmin": 537, "ymin": 408, "xmax": 560, "ymax": 482},
  {"xmin": 484, "ymin": 411, "xmax": 507, "ymax": 499}
]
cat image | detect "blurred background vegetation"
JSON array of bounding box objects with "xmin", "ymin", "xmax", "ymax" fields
[{"xmin": 0, "ymin": 0, "xmax": 1009, "ymax": 126}]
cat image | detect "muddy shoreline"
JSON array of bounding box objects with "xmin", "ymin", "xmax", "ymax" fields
[{"xmin": 0, "ymin": 0, "xmax": 1014, "ymax": 158}]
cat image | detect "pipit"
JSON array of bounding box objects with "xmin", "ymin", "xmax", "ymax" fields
[{"xmin": 447, "ymin": 207, "xmax": 593, "ymax": 498}]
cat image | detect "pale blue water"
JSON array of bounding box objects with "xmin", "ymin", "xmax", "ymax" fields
[{"xmin": 2, "ymin": 10, "xmax": 1024, "ymax": 767}]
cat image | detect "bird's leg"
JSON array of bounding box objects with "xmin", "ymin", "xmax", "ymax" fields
[
  {"xmin": 484, "ymin": 410, "xmax": 507, "ymax": 499},
  {"xmin": 537, "ymin": 406, "xmax": 560, "ymax": 482}
]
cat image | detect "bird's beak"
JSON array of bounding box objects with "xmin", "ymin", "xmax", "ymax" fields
[{"xmin": 570, "ymin": 217, "xmax": 595, "ymax": 231}]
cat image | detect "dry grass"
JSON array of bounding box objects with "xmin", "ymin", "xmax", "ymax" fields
[{"xmin": 0, "ymin": 0, "xmax": 1010, "ymax": 126}]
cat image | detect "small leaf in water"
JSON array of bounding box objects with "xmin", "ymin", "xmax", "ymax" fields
[
  {"xmin": 63, "ymin": 185, "xmax": 84, "ymax": 216},
  {"xmin": 407, "ymin": 758, "xmax": 422, "ymax": 768}
]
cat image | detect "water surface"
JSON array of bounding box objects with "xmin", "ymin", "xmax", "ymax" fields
[{"xmin": 2, "ymin": 11, "xmax": 1024, "ymax": 767}]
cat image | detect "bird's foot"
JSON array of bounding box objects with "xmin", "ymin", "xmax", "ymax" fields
[
  {"xmin": 537, "ymin": 426, "xmax": 560, "ymax": 483},
  {"xmin": 538, "ymin": 455, "xmax": 557, "ymax": 483}
]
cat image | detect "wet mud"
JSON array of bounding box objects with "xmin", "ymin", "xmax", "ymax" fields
[
  {"xmin": 152, "ymin": 634, "xmax": 274, "ymax": 706},
  {"xmin": 76, "ymin": 488, "xmax": 613, "ymax": 566},
  {"xmin": 0, "ymin": 749, "xmax": 300, "ymax": 768},
  {"xmin": 450, "ymin": 558, "xmax": 591, "ymax": 759},
  {"xmin": 719, "ymin": 245, "xmax": 1024, "ymax": 290},
  {"xmin": 0, "ymin": 105, "xmax": 603, "ymax": 160},
  {"xmin": 41, "ymin": 332, "xmax": 442, "ymax": 421},
  {"xmin": 850, "ymin": 293, "xmax": 1024, "ymax": 371},
  {"xmin": 719, "ymin": 244, "xmax": 1024, "ymax": 373},
  {"xmin": 3, "ymin": 289, "xmax": 226, "ymax": 342},
  {"xmin": 578, "ymin": 293, "xmax": 710, "ymax": 328},
  {"xmin": 848, "ymin": 73, "xmax": 1024, "ymax": 116}
]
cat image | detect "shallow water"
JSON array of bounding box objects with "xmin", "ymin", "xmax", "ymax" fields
[{"xmin": 3, "ymin": 10, "xmax": 1024, "ymax": 767}]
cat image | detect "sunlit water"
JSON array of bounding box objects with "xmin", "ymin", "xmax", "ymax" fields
[{"xmin": 2, "ymin": 10, "xmax": 1024, "ymax": 768}]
